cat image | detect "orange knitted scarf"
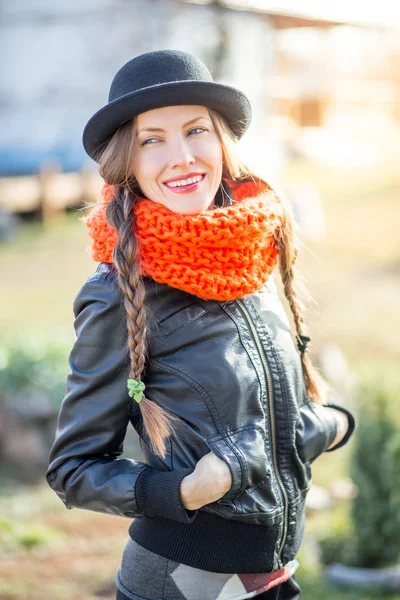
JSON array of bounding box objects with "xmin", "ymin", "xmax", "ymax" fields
[{"xmin": 83, "ymin": 178, "xmax": 283, "ymax": 301}]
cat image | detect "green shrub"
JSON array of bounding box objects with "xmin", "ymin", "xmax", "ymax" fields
[
  {"xmin": 17, "ymin": 525, "xmax": 60, "ymax": 549},
  {"xmin": 349, "ymin": 373, "xmax": 400, "ymax": 568},
  {"xmin": 0, "ymin": 330, "xmax": 72, "ymax": 415},
  {"xmin": 0, "ymin": 331, "xmax": 73, "ymax": 477},
  {"xmin": 319, "ymin": 366, "xmax": 400, "ymax": 569},
  {"xmin": 0, "ymin": 511, "xmax": 61, "ymax": 553}
]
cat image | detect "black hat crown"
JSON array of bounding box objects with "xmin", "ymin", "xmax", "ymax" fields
[{"xmin": 109, "ymin": 49, "xmax": 214, "ymax": 102}]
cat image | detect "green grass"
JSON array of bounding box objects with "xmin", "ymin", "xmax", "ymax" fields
[
  {"xmin": 297, "ymin": 576, "xmax": 397, "ymax": 599},
  {"xmin": 0, "ymin": 209, "xmax": 95, "ymax": 337}
]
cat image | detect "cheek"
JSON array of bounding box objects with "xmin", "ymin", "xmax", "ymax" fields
[
  {"xmin": 200, "ymin": 139, "xmax": 223, "ymax": 175},
  {"xmin": 133, "ymin": 156, "xmax": 154, "ymax": 184},
  {"xmin": 132, "ymin": 156, "xmax": 165, "ymax": 198}
]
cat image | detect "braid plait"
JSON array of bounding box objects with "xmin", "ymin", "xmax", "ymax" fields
[
  {"xmin": 106, "ymin": 185, "xmax": 178, "ymax": 457},
  {"xmin": 274, "ymin": 196, "xmax": 330, "ymax": 405}
]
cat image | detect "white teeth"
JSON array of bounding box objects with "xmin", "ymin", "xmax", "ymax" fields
[{"xmin": 165, "ymin": 175, "xmax": 203, "ymax": 188}]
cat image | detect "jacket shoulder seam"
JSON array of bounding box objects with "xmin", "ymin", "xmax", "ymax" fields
[{"xmin": 73, "ymin": 270, "xmax": 122, "ymax": 315}]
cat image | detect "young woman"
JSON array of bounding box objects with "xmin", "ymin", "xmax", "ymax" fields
[{"xmin": 46, "ymin": 50, "xmax": 356, "ymax": 600}]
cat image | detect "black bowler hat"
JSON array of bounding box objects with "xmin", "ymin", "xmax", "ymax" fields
[{"xmin": 82, "ymin": 49, "xmax": 252, "ymax": 161}]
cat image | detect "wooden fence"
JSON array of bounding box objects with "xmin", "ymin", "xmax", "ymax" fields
[{"xmin": 0, "ymin": 164, "xmax": 103, "ymax": 223}]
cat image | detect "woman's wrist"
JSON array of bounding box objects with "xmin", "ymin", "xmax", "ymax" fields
[
  {"xmin": 326, "ymin": 407, "xmax": 349, "ymax": 450},
  {"xmin": 180, "ymin": 472, "xmax": 195, "ymax": 510}
]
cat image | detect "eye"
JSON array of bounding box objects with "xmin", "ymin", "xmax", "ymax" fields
[
  {"xmin": 189, "ymin": 127, "xmax": 206, "ymax": 135},
  {"xmin": 141, "ymin": 137, "xmax": 159, "ymax": 146},
  {"xmin": 141, "ymin": 127, "xmax": 206, "ymax": 146}
]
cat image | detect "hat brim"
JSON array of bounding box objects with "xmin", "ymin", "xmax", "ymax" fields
[{"xmin": 82, "ymin": 80, "xmax": 251, "ymax": 161}]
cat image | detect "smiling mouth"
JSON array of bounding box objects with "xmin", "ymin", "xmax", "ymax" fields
[{"xmin": 163, "ymin": 174, "xmax": 206, "ymax": 193}]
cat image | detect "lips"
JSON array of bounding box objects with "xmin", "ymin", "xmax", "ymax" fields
[
  {"xmin": 163, "ymin": 174, "xmax": 206, "ymax": 194},
  {"xmin": 163, "ymin": 172, "xmax": 206, "ymax": 184}
]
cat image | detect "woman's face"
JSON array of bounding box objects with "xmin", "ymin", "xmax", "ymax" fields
[{"xmin": 131, "ymin": 105, "xmax": 223, "ymax": 214}]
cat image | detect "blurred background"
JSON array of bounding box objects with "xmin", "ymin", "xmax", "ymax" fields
[{"xmin": 1, "ymin": 1, "xmax": 400, "ymax": 598}]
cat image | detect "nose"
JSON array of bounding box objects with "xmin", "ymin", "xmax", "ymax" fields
[{"xmin": 168, "ymin": 135, "xmax": 195, "ymax": 170}]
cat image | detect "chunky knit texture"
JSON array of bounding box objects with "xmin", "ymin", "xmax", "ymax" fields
[{"xmin": 83, "ymin": 178, "xmax": 283, "ymax": 301}]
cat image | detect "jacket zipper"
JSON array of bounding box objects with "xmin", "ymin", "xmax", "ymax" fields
[{"xmin": 236, "ymin": 298, "xmax": 289, "ymax": 567}]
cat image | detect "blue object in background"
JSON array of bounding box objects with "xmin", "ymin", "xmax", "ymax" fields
[{"xmin": 0, "ymin": 146, "xmax": 93, "ymax": 176}]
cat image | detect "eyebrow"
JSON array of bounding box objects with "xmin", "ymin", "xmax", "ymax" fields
[{"xmin": 137, "ymin": 116, "xmax": 211, "ymax": 135}]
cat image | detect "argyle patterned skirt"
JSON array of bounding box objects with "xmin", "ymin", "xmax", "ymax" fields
[{"xmin": 115, "ymin": 537, "xmax": 300, "ymax": 600}]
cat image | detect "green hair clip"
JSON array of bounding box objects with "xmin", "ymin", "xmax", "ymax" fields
[{"xmin": 127, "ymin": 379, "xmax": 146, "ymax": 403}]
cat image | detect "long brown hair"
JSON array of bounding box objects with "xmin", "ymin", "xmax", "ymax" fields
[{"xmin": 85, "ymin": 108, "xmax": 329, "ymax": 458}]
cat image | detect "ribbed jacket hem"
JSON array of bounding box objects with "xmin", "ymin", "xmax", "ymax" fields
[{"xmin": 129, "ymin": 510, "xmax": 280, "ymax": 574}]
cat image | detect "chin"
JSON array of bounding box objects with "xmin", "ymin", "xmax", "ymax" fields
[{"xmin": 166, "ymin": 197, "xmax": 215, "ymax": 215}]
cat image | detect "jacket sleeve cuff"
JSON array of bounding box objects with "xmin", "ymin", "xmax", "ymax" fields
[
  {"xmin": 135, "ymin": 466, "xmax": 199, "ymax": 523},
  {"xmin": 324, "ymin": 402, "xmax": 357, "ymax": 452}
]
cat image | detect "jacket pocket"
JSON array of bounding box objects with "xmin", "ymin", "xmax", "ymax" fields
[
  {"xmin": 157, "ymin": 302, "xmax": 208, "ymax": 337},
  {"xmin": 190, "ymin": 433, "xmax": 243, "ymax": 520},
  {"xmin": 210, "ymin": 426, "xmax": 269, "ymax": 491},
  {"xmin": 205, "ymin": 425, "xmax": 270, "ymax": 504},
  {"xmin": 204, "ymin": 435, "xmax": 246, "ymax": 500},
  {"xmin": 171, "ymin": 420, "xmax": 246, "ymax": 501}
]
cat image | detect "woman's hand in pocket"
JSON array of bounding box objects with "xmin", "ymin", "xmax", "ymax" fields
[{"xmin": 180, "ymin": 451, "xmax": 232, "ymax": 510}]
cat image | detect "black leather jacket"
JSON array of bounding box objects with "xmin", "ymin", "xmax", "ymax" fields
[{"xmin": 46, "ymin": 261, "xmax": 355, "ymax": 573}]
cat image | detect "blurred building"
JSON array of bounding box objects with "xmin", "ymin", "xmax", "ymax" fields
[{"xmin": 1, "ymin": 0, "xmax": 400, "ymax": 178}]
